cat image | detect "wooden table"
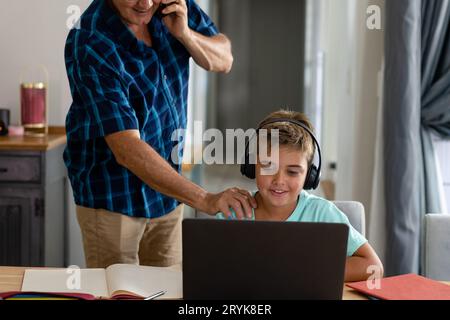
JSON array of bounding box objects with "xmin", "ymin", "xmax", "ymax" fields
[
  {"xmin": 0, "ymin": 267, "xmax": 31, "ymax": 292},
  {"xmin": 0, "ymin": 127, "xmax": 66, "ymax": 151},
  {"xmin": 0, "ymin": 266, "xmax": 370, "ymax": 300}
]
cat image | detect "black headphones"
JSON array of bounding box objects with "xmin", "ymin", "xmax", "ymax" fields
[{"xmin": 240, "ymin": 118, "xmax": 322, "ymax": 190}]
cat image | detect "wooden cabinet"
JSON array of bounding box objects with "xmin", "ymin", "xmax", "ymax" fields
[
  {"xmin": 0, "ymin": 195, "xmax": 32, "ymax": 266},
  {"xmin": 0, "ymin": 129, "xmax": 67, "ymax": 267}
]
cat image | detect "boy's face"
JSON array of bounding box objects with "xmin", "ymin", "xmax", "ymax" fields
[{"xmin": 256, "ymin": 145, "xmax": 309, "ymax": 208}]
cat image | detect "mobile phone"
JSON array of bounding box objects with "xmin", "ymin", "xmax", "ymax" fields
[{"xmin": 157, "ymin": 2, "xmax": 175, "ymax": 18}]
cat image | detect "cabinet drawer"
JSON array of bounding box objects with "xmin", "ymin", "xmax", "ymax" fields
[{"xmin": 0, "ymin": 156, "xmax": 41, "ymax": 182}]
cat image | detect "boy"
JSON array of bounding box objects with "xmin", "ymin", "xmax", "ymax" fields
[{"xmin": 218, "ymin": 110, "xmax": 383, "ymax": 282}]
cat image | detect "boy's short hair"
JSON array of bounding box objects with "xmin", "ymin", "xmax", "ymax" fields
[{"xmin": 258, "ymin": 110, "xmax": 315, "ymax": 166}]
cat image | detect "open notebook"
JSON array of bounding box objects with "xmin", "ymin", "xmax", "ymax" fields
[{"xmin": 21, "ymin": 264, "xmax": 182, "ymax": 300}]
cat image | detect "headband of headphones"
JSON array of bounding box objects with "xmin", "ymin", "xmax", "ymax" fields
[
  {"xmin": 241, "ymin": 117, "xmax": 322, "ymax": 190},
  {"xmin": 255, "ymin": 118, "xmax": 322, "ymax": 174}
]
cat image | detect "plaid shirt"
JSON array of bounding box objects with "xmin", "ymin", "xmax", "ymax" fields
[{"xmin": 64, "ymin": 0, "xmax": 218, "ymax": 218}]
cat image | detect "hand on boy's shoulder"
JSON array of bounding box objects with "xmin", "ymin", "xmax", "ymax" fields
[
  {"xmin": 205, "ymin": 188, "xmax": 257, "ymax": 220},
  {"xmin": 216, "ymin": 209, "xmax": 254, "ymax": 220}
]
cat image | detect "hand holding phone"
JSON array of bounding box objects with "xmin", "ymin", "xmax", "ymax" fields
[
  {"xmin": 156, "ymin": 0, "xmax": 189, "ymax": 40},
  {"xmin": 157, "ymin": 2, "xmax": 176, "ymax": 18}
]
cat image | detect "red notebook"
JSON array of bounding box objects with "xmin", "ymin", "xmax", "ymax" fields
[
  {"xmin": 347, "ymin": 274, "xmax": 450, "ymax": 300},
  {"xmin": 0, "ymin": 291, "xmax": 96, "ymax": 300}
]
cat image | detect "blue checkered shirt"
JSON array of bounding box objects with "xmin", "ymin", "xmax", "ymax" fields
[{"xmin": 64, "ymin": 0, "xmax": 218, "ymax": 218}]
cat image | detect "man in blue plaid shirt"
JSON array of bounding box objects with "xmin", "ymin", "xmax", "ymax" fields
[{"xmin": 65, "ymin": 0, "xmax": 256, "ymax": 268}]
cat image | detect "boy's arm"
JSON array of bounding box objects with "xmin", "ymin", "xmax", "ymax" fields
[{"xmin": 344, "ymin": 243, "xmax": 384, "ymax": 282}]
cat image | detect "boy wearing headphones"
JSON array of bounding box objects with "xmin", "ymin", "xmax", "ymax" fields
[{"xmin": 217, "ymin": 110, "xmax": 383, "ymax": 282}]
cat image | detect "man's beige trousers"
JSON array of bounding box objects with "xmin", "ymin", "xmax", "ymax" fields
[{"xmin": 76, "ymin": 205, "xmax": 184, "ymax": 268}]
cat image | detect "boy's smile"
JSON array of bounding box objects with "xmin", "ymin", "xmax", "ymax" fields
[
  {"xmin": 269, "ymin": 189, "xmax": 289, "ymax": 197},
  {"xmin": 255, "ymin": 145, "xmax": 308, "ymax": 220}
]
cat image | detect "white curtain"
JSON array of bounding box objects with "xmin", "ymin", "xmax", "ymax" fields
[{"xmin": 432, "ymin": 139, "xmax": 450, "ymax": 214}]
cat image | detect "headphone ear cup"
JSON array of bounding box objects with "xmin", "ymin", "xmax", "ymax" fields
[
  {"xmin": 240, "ymin": 162, "xmax": 247, "ymax": 177},
  {"xmin": 247, "ymin": 164, "xmax": 256, "ymax": 179},
  {"xmin": 240, "ymin": 163, "xmax": 256, "ymax": 180},
  {"xmin": 304, "ymin": 165, "xmax": 320, "ymax": 190},
  {"xmin": 303, "ymin": 167, "xmax": 313, "ymax": 190},
  {"xmin": 240, "ymin": 142, "xmax": 256, "ymax": 180}
]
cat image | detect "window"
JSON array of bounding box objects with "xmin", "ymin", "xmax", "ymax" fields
[{"xmin": 434, "ymin": 139, "xmax": 450, "ymax": 213}]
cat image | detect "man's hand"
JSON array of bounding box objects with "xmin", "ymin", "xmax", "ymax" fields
[
  {"xmin": 202, "ymin": 188, "xmax": 257, "ymax": 220},
  {"xmin": 159, "ymin": 0, "xmax": 189, "ymax": 41},
  {"xmin": 158, "ymin": 0, "xmax": 233, "ymax": 73}
]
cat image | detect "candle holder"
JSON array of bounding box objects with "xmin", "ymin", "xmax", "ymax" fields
[{"xmin": 20, "ymin": 65, "xmax": 49, "ymax": 137}]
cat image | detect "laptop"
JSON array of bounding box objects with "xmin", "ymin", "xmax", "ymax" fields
[{"xmin": 182, "ymin": 219, "xmax": 349, "ymax": 300}]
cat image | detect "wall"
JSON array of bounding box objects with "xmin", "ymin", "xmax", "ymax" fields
[
  {"xmin": 0, "ymin": 0, "xmax": 92, "ymax": 126},
  {"xmin": 318, "ymin": 0, "xmax": 386, "ymax": 261},
  {"xmin": 319, "ymin": 0, "xmax": 357, "ymax": 183},
  {"xmin": 350, "ymin": 0, "xmax": 385, "ymax": 218},
  {"xmin": 320, "ymin": 0, "xmax": 384, "ymax": 216}
]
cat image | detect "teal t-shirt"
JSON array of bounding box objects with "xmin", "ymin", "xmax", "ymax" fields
[{"xmin": 216, "ymin": 190, "xmax": 367, "ymax": 256}]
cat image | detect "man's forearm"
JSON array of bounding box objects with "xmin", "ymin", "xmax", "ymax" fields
[
  {"xmin": 179, "ymin": 30, "xmax": 233, "ymax": 73},
  {"xmin": 113, "ymin": 135, "xmax": 210, "ymax": 212},
  {"xmin": 105, "ymin": 130, "xmax": 256, "ymax": 218}
]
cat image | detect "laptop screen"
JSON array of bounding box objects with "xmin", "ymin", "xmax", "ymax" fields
[{"xmin": 182, "ymin": 219, "xmax": 349, "ymax": 300}]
